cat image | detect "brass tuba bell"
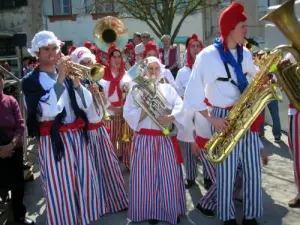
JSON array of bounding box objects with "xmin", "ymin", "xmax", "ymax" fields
[
  {"xmin": 260, "ymin": 0, "xmax": 300, "ymax": 111},
  {"xmin": 93, "ymin": 16, "xmax": 129, "ymax": 53}
]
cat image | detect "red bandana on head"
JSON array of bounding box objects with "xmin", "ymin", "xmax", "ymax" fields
[
  {"xmin": 125, "ymin": 42, "xmax": 136, "ymax": 66},
  {"xmin": 68, "ymin": 45, "xmax": 77, "ymax": 55},
  {"xmin": 143, "ymin": 41, "xmax": 159, "ymax": 59},
  {"xmin": 84, "ymin": 40, "xmax": 96, "ymax": 51},
  {"xmin": 186, "ymin": 33, "xmax": 203, "ymax": 68},
  {"xmin": 219, "ymin": 2, "xmax": 247, "ymax": 49},
  {"xmin": 103, "ymin": 43, "xmax": 125, "ymax": 106}
]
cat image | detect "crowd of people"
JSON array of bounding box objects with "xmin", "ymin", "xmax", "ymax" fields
[{"xmin": 0, "ymin": 2, "xmax": 299, "ymax": 225}]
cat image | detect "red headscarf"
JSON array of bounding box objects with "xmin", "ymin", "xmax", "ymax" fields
[
  {"xmin": 186, "ymin": 33, "xmax": 203, "ymax": 68},
  {"xmin": 103, "ymin": 43, "xmax": 125, "ymax": 106},
  {"xmin": 68, "ymin": 45, "xmax": 77, "ymax": 55},
  {"xmin": 219, "ymin": 2, "xmax": 247, "ymax": 47},
  {"xmin": 125, "ymin": 42, "xmax": 136, "ymax": 66},
  {"xmin": 84, "ymin": 40, "xmax": 96, "ymax": 51},
  {"xmin": 143, "ymin": 41, "xmax": 159, "ymax": 59}
]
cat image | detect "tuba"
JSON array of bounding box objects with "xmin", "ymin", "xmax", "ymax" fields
[
  {"xmin": 205, "ymin": 51, "xmax": 283, "ymax": 163},
  {"xmin": 126, "ymin": 60, "xmax": 174, "ymax": 135},
  {"xmin": 260, "ymin": 0, "xmax": 300, "ymax": 111}
]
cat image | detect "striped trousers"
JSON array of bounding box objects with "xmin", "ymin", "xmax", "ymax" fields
[
  {"xmin": 104, "ymin": 115, "xmax": 132, "ymax": 168},
  {"xmin": 128, "ymin": 134, "xmax": 186, "ymax": 225},
  {"xmin": 39, "ymin": 130, "xmax": 97, "ymax": 225},
  {"xmin": 288, "ymin": 113, "xmax": 300, "ymax": 195},
  {"xmin": 182, "ymin": 142, "xmax": 198, "ymax": 180},
  {"xmin": 88, "ymin": 126, "xmax": 128, "ymax": 214},
  {"xmin": 213, "ymin": 107, "xmax": 263, "ymax": 221}
]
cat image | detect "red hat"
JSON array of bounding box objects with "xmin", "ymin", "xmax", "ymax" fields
[
  {"xmin": 68, "ymin": 45, "xmax": 77, "ymax": 55},
  {"xmin": 84, "ymin": 40, "xmax": 96, "ymax": 51},
  {"xmin": 125, "ymin": 42, "xmax": 134, "ymax": 51},
  {"xmin": 219, "ymin": 2, "xmax": 247, "ymax": 43},
  {"xmin": 143, "ymin": 41, "xmax": 159, "ymax": 59},
  {"xmin": 186, "ymin": 33, "xmax": 203, "ymax": 68}
]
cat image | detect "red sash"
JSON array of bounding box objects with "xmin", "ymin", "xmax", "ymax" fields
[
  {"xmin": 40, "ymin": 118, "xmax": 86, "ymax": 136},
  {"xmin": 87, "ymin": 121, "xmax": 104, "ymax": 130},
  {"xmin": 194, "ymin": 135, "xmax": 209, "ymax": 150},
  {"xmin": 136, "ymin": 129, "xmax": 183, "ymax": 164}
]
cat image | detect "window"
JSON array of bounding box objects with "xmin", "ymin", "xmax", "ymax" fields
[
  {"xmin": 0, "ymin": 0, "xmax": 27, "ymax": 9},
  {"xmin": 0, "ymin": 36, "xmax": 15, "ymax": 56},
  {"xmin": 52, "ymin": 0, "xmax": 72, "ymax": 15},
  {"xmin": 95, "ymin": 2, "xmax": 115, "ymax": 13}
]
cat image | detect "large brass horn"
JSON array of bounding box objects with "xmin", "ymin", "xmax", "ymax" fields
[
  {"xmin": 260, "ymin": 0, "xmax": 300, "ymax": 111},
  {"xmin": 93, "ymin": 16, "xmax": 129, "ymax": 53}
]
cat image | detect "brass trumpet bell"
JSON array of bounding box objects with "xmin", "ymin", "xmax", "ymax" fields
[
  {"xmin": 93, "ymin": 16, "xmax": 129, "ymax": 53},
  {"xmin": 68, "ymin": 62, "xmax": 104, "ymax": 82}
]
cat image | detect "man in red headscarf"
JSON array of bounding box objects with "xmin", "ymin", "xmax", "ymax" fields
[
  {"xmin": 183, "ymin": 2, "xmax": 265, "ymax": 225},
  {"xmin": 98, "ymin": 43, "xmax": 132, "ymax": 169}
]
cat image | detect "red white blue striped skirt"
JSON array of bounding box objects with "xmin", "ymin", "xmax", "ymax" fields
[
  {"xmin": 39, "ymin": 129, "xmax": 94, "ymax": 225},
  {"xmin": 128, "ymin": 132, "xmax": 186, "ymax": 224},
  {"xmin": 87, "ymin": 123, "xmax": 128, "ymax": 214}
]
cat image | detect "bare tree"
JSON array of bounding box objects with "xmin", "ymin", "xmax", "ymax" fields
[{"xmin": 88, "ymin": 0, "xmax": 222, "ymax": 43}]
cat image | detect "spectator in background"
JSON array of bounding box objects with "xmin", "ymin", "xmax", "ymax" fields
[
  {"xmin": 135, "ymin": 31, "xmax": 151, "ymax": 62},
  {"xmin": 159, "ymin": 34, "xmax": 181, "ymax": 78},
  {"xmin": 132, "ymin": 32, "xmax": 142, "ymax": 46}
]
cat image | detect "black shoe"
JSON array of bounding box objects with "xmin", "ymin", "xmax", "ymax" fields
[
  {"xmin": 242, "ymin": 218, "xmax": 258, "ymax": 225},
  {"xmin": 177, "ymin": 216, "xmax": 180, "ymax": 224},
  {"xmin": 14, "ymin": 217, "xmax": 35, "ymax": 225},
  {"xmin": 185, "ymin": 179, "xmax": 196, "ymax": 189},
  {"xmin": 224, "ymin": 219, "xmax": 239, "ymax": 225},
  {"xmin": 204, "ymin": 178, "xmax": 212, "ymax": 190},
  {"xmin": 149, "ymin": 219, "xmax": 159, "ymax": 224},
  {"xmin": 195, "ymin": 203, "xmax": 215, "ymax": 218},
  {"xmin": 288, "ymin": 197, "xmax": 300, "ymax": 208}
]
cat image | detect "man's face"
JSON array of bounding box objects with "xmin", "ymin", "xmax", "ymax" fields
[
  {"xmin": 37, "ymin": 44, "xmax": 59, "ymax": 65},
  {"xmin": 133, "ymin": 35, "xmax": 141, "ymax": 45},
  {"xmin": 110, "ymin": 51, "xmax": 122, "ymax": 68},
  {"xmin": 162, "ymin": 38, "xmax": 171, "ymax": 47},
  {"xmin": 229, "ymin": 20, "xmax": 248, "ymax": 45},
  {"xmin": 80, "ymin": 57, "xmax": 93, "ymax": 67},
  {"xmin": 189, "ymin": 40, "xmax": 203, "ymax": 58},
  {"xmin": 141, "ymin": 34, "xmax": 150, "ymax": 45}
]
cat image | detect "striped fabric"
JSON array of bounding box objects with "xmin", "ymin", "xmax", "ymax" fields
[
  {"xmin": 128, "ymin": 134, "xmax": 186, "ymax": 224},
  {"xmin": 88, "ymin": 126, "xmax": 128, "ymax": 214},
  {"xmin": 39, "ymin": 130, "xmax": 94, "ymax": 225},
  {"xmin": 104, "ymin": 114, "xmax": 132, "ymax": 168},
  {"xmin": 182, "ymin": 141, "xmax": 198, "ymax": 180},
  {"xmin": 288, "ymin": 113, "xmax": 300, "ymax": 195},
  {"xmin": 212, "ymin": 107, "xmax": 263, "ymax": 221}
]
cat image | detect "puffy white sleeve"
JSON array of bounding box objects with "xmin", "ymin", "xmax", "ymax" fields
[
  {"xmin": 39, "ymin": 87, "xmax": 65, "ymax": 117},
  {"xmin": 123, "ymin": 88, "xmax": 142, "ymax": 131},
  {"xmin": 163, "ymin": 69, "xmax": 177, "ymax": 91},
  {"xmin": 183, "ymin": 51, "xmax": 213, "ymax": 111},
  {"xmin": 175, "ymin": 68, "xmax": 185, "ymax": 97},
  {"xmin": 75, "ymin": 84, "xmax": 93, "ymax": 112},
  {"xmin": 169, "ymin": 85, "xmax": 184, "ymax": 130}
]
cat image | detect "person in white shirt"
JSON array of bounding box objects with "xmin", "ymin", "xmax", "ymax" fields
[
  {"xmin": 184, "ymin": 3, "xmax": 264, "ymax": 225},
  {"xmin": 135, "ymin": 31, "xmax": 151, "ymax": 62},
  {"xmin": 284, "ymin": 52, "xmax": 300, "ymax": 208},
  {"xmin": 22, "ymin": 31, "xmax": 95, "ymax": 225},
  {"xmin": 123, "ymin": 56, "xmax": 186, "ymax": 225},
  {"xmin": 175, "ymin": 33, "xmax": 206, "ymax": 189},
  {"xmin": 70, "ymin": 47, "xmax": 128, "ymax": 215},
  {"xmin": 98, "ymin": 43, "xmax": 132, "ymax": 169}
]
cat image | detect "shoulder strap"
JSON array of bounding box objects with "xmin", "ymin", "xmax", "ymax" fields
[{"xmin": 217, "ymin": 62, "xmax": 238, "ymax": 87}]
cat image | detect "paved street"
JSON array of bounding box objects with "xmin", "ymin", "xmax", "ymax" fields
[{"xmin": 5, "ymin": 126, "xmax": 300, "ymax": 225}]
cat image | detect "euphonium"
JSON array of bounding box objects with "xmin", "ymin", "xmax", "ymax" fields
[
  {"xmin": 260, "ymin": 0, "xmax": 300, "ymax": 111},
  {"xmin": 205, "ymin": 51, "xmax": 283, "ymax": 163}
]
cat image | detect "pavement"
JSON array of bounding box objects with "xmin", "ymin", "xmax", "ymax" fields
[{"xmin": 2, "ymin": 125, "xmax": 300, "ymax": 225}]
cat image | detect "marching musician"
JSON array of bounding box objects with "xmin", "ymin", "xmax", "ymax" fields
[
  {"xmin": 175, "ymin": 33, "xmax": 207, "ymax": 189},
  {"xmin": 123, "ymin": 56, "xmax": 186, "ymax": 225},
  {"xmin": 184, "ymin": 3, "xmax": 263, "ymax": 225},
  {"xmin": 285, "ymin": 52, "xmax": 300, "ymax": 208},
  {"xmin": 99, "ymin": 43, "xmax": 132, "ymax": 169},
  {"xmin": 124, "ymin": 42, "xmax": 136, "ymax": 66},
  {"xmin": 142, "ymin": 41, "xmax": 177, "ymax": 89},
  {"xmin": 70, "ymin": 47, "xmax": 129, "ymax": 214},
  {"xmin": 22, "ymin": 31, "xmax": 97, "ymax": 225}
]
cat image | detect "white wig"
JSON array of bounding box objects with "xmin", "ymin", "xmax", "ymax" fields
[
  {"xmin": 28, "ymin": 30, "xmax": 61, "ymax": 57},
  {"xmin": 71, "ymin": 47, "xmax": 96, "ymax": 64}
]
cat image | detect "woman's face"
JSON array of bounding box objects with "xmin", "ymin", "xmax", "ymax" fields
[
  {"xmin": 146, "ymin": 62, "xmax": 160, "ymax": 78},
  {"xmin": 146, "ymin": 50, "xmax": 158, "ymax": 58}
]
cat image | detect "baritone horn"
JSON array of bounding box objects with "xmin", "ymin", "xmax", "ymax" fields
[{"xmin": 260, "ymin": 0, "xmax": 300, "ymax": 111}]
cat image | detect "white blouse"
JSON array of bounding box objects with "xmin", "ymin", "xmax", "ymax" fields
[
  {"xmin": 123, "ymin": 82, "xmax": 184, "ymax": 132},
  {"xmin": 175, "ymin": 66, "xmax": 192, "ymax": 97},
  {"xmin": 184, "ymin": 45, "xmax": 257, "ymax": 111},
  {"xmin": 38, "ymin": 72, "xmax": 93, "ymax": 123}
]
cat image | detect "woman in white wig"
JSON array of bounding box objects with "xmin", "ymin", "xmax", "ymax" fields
[
  {"xmin": 123, "ymin": 56, "xmax": 186, "ymax": 225},
  {"xmin": 70, "ymin": 47, "xmax": 128, "ymax": 216}
]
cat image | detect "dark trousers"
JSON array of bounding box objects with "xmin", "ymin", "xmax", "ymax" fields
[{"xmin": 0, "ymin": 147, "xmax": 26, "ymax": 221}]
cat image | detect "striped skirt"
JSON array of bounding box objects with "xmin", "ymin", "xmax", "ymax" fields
[
  {"xmin": 104, "ymin": 114, "xmax": 132, "ymax": 168},
  {"xmin": 128, "ymin": 134, "xmax": 186, "ymax": 224},
  {"xmin": 88, "ymin": 125, "xmax": 128, "ymax": 214},
  {"xmin": 288, "ymin": 112, "xmax": 300, "ymax": 195},
  {"xmin": 39, "ymin": 129, "xmax": 100, "ymax": 225}
]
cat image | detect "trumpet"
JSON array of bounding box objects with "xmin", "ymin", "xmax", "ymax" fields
[{"xmin": 120, "ymin": 83, "xmax": 131, "ymax": 142}]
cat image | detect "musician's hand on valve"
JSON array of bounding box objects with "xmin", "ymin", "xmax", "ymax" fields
[
  {"xmin": 158, "ymin": 115, "xmax": 175, "ymax": 127},
  {"xmin": 57, "ymin": 56, "xmax": 71, "ymax": 84},
  {"xmin": 208, "ymin": 117, "xmax": 230, "ymax": 133}
]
